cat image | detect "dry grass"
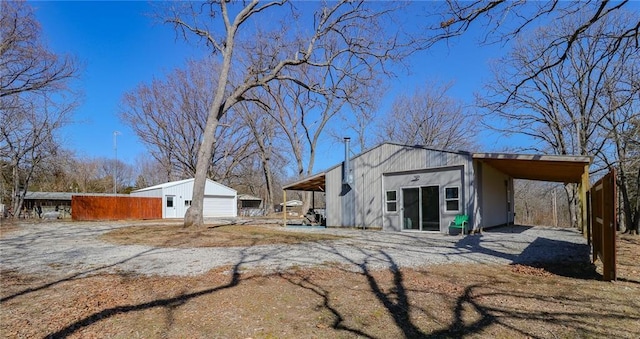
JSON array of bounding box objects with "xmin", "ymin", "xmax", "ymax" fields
[
  {"xmin": 0, "ymin": 220, "xmax": 20, "ymax": 238},
  {"xmin": 1, "ymin": 233, "xmax": 639, "ymax": 338},
  {"xmin": 101, "ymin": 224, "xmax": 345, "ymax": 247}
]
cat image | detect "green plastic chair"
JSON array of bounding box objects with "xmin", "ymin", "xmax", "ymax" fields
[{"xmin": 449, "ymin": 214, "xmax": 469, "ymax": 235}]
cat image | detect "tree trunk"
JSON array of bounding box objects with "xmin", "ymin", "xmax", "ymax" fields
[
  {"xmin": 633, "ymin": 166, "xmax": 640, "ymax": 235},
  {"xmin": 184, "ymin": 117, "xmax": 219, "ymax": 227},
  {"xmin": 261, "ymin": 150, "xmax": 275, "ymax": 215}
]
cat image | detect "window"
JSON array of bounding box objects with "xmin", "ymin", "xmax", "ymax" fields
[
  {"xmin": 184, "ymin": 200, "xmax": 192, "ymax": 207},
  {"xmin": 386, "ymin": 190, "xmax": 397, "ymax": 212},
  {"xmin": 445, "ymin": 187, "xmax": 459, "ymax": 211},
  {"xmin": 166, "ymin": 196, "xmax": 174, "ymax": 208}
]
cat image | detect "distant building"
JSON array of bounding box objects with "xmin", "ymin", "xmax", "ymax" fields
[
  {"xmin": 238, "ymin": 194, "xmax": 262, "ymax": 209},
  {"xmin": 23, "ymin": 191, "xmax": 75, "ymax": 218},
  {"xmin": 131, "ymin": 178, "xmax": 237, "ymax": 218}
]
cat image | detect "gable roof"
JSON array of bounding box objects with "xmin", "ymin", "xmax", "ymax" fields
[
  {"xmin": 132, "ymin": 178, "xmax": 236, "ymax": 194},
  {"xmin": 132, "ymin": 178, "xmax": 194, "ymax": 192},
  {"xmin": 284, "ymin": 142, "xmax": 592, "ymax": 190},
  {"xmin": 283, "ymin": 142, "xmax": 468, "ymax": 191}
]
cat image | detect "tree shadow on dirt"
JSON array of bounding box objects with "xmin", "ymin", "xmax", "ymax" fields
[
  {"xmin": 455, "ymin": 232, "xmax": 597, "ymax": 279},
  {"xmin": 276, "ymin": 272, "xmax": 376, "ymax": 339},
  {"xmin": 427, "ymin": 281, "xmax": 640, "ymax": 338},
  {"xmin": 309, "ymin": 244, "xmax": 431, "ymax": 338},
  {"xmin": 307, "ymin": 240, "xmax": 639, "ymax": 338},
  {"xmin": 0, "ymin": 248, "xmax": 158, "ymax": 303},
  {"xmin": 359, "ymin": 251, "xmax": 429, "ymax": 338},
  {"xmin": 40, "ymin": 245, "xmax": 270, "ymax": 338}
]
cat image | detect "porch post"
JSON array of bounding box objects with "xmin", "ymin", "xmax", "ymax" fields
[
  {"xmin": 283, "ymin": 190, "xmax": 287, "ymax": 227},
  {"xmin": 580, "ymin": 164, "xmax": 590, "ymax": 235}
]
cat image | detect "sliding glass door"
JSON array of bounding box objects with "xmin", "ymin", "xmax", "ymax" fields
[
  {"xmin": 402, "ymin": 186, "xmax": 440, "ymax": 231},
  {"xmin": 402, "ymin": 188, "xmax": 420, "ymax": 230},
  {"xmin": 421, "ymin": 186, "xmax": 440, "ymax": 231}
]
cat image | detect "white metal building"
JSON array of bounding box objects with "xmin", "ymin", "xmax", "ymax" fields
[{"xmin": 131, "ymin": 178, "xmax": 237, "ymax": 218}]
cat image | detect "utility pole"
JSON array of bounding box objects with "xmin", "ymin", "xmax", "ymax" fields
[{"xmin": 113, "ymin": 131, "xmax": 120, "ymax": 194}]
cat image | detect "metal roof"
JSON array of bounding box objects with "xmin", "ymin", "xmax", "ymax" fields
[
  {"xmin": 282, "ymin": 172, "xmax": 326, "ymax": 191},
  {"xmin": 238, "ymin": 194, "xmax": 262, "ymax": 201},
  {"xmin": 24, "ymin": 192, "xmax": 75, "ymax": 200},
  {"xmin": 283, "ymin": 142, "xmax": 474, "ymax": 191},
  {"xmin": 472, "ymin": 153, "xmax": 591, "ymax": 183},
  {"xmin": 132, "ymin": 178, "xmax": 237, "ymax": 194},
  {"xmin": 24, "ymin": 192, "xmax": 130, "ymax": 201},
  {"xmin": 131, "ymin": 178, "xmax": 195, "ymax": 192},
  {"xmin": 282, "ymin": 143, "xmax": 591, "ymax": 191}
]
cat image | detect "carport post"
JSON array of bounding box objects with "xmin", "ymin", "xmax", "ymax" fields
[
  {"xmin": 580, "ymin": 164, "xmax": 590, "ymax": 235},
  {"xmin": 283, "ymin": 190, "xmax": 287, "ymax": 227}
]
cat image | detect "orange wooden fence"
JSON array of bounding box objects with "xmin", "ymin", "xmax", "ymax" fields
[
  {"xmin": 72, "ymin": 196, "xmax": 162, "ymax": 221},
  {"xmin": 588, "ymin": 169, "xmax": 617, "ymax": 281}
]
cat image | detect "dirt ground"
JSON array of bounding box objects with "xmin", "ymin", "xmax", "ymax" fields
[{"xmin": 1, "ymin": 223, "xmax": 639, "ymax": 338}]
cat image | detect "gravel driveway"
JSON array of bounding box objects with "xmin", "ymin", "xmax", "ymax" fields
[{"xmin": 0, "ymin": 220, "xmax": 590, "ymax": 278}]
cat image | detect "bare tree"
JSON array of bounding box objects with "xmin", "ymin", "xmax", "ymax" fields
[
  {"xmin": 515, "ymin": 180, "xmax": 571, "ymax": 227},
  {"xmin": 28, "ymin": 148, "xmax": 76, "ymax": 192},
  {"xmin": 0, "ymin": 1, "xmax": 79, "ymax": 216},
  {"xmin": 132, "ymin": 155, "xmax": 172, "ymax": 189},
  {"xmin": 430, "ymin": 0, "xmax": 639, "ymax": 102},
  {"xmin": 233, "ymin": 100, "xmax": 284, "ymax": 215},
  {"xmin": 120, "ymin": 58, "xmax": 257, "ymax": 183},
  {"xmin": 0, "ymin": 95, "xmax": 74, "ymax": 216},
  {"xmin": 161, "ymin": 1, "xmax": 414, "ymax": 227},
  {"xmin": 0, "ymin": 1, "xmax": 78, "ymax": 99},
  {"xmin": 479, "ymin": 10, "xmax": 639, "ymax": 229},
  {"xmin": 598, "ymin": 72, "xmax": 640, "ymax": 234},
  {"xmin": 257, "ymin": 52, "xmax": 384, "ymax": 215},
  {"xmin": 377, "ymin": 81, "xmax": 476, "ymax": 150}
]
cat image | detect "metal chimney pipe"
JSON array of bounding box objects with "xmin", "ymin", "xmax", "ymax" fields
[{"xmin": 343, "ymin": 137, "xmax": 352, "ymax": 185}]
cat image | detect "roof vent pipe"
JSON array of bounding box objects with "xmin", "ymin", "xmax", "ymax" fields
[{"xmin": 343, "ymin": 137, "xmax": 353, "ymax": 185}]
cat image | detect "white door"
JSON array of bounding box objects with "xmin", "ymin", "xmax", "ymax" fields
[{"xmin": 165, "ymin": 195, "xmax": 177, "ymax": 218}]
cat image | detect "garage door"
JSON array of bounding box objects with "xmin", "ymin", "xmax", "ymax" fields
[{"xmin": 203, "ymin": 195, "xmax": 236, "ymax": 217}]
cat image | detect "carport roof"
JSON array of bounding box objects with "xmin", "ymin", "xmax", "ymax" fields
[
  {"xmin": 472, "ymin": 153, "xmax": 591, "ymax": 183},
  {"xmin": 282, "ymin": 172, "xmax": 326, "ymax": 191}
]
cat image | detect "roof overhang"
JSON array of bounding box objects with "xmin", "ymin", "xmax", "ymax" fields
[
  {"xmin": 283, "ymin": 172, "xmax": 326, "ymax": 191},
  {"xmin": 473, "ymin": 153, "xmax": 591, "ymax": 183}
]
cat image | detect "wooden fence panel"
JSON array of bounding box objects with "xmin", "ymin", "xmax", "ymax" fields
[
  {"xmin": 589, "ymin": 169, "xmax": 617, "ymax": 281},
  {"xmin": 72, "ymin": 196, "xmax": 162, "ymax": 221}
]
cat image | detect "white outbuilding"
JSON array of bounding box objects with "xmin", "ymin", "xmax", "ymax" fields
[{"xmin": 131, "ymin": 178, "xmax": 237, "ymax": 218}]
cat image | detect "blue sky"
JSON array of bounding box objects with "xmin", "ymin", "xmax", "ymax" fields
[{"xmin": 33, "ymin": 1, "xmax": 511, "ymax": 172}]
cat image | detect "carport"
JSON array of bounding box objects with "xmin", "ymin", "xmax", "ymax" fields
[
  {"xmin": 282, "ymin": 172, "xmax": 326, "ymax": 225},
  {"xmin": 472, "ymin": 153, "xmax": 591, "ymax": 232}
]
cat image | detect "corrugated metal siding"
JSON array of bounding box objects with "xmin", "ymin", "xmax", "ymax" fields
[
  {"xmin": 164, "ymin": 183, "xmax": 194, "ymax": 218},
  {"xmin": 72, "ymin": 196, "xmax": 162, "ymax": 221},
  {"xmin": 480, "ymin": 162, "xmax": 510, "ymax": 228},
  {"xmin": 204, "ymin": 181, "xmax": 237, "ymax": 196},
  {"xmin": 383, "ymin": 166, "xmax": 464, "ymax": 232},
  {"xmin": 325, "ymin": 143, "xmax": 475, "ymax": 231}
]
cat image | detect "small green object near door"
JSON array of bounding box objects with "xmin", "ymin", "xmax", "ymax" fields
[{"xmin": 449, "ymin": 214, "xmax": 469, "ymax": 235}]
